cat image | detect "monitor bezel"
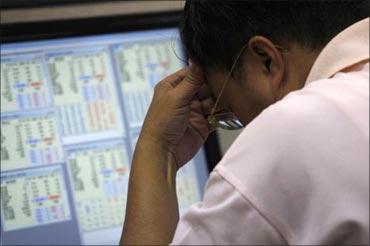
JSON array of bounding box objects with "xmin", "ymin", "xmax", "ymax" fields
[
  {"xmin": 1, "ymin": 0, "xmax": 115, "ymax": 9},
  {"xmin": 0, "ymin": 11, "xmax": 222, "ymax": 172}
]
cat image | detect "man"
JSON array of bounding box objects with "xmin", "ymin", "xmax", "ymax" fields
[{"xmin": 121, "ymin": 1, "xmax": 369, "ymax": 244}]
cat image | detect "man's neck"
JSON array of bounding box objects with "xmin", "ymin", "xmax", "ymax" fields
[{"xmin": 280, "ymin": 44, "xmax": 321, "ymax": 99}]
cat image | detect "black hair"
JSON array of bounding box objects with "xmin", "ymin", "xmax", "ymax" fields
[{"xmin": 180, "ymin": 0, "xmax": 369, "ymax": 71}]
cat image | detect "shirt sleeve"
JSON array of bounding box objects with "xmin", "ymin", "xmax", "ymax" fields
[{"xmin": 171, "ymin": 170, "xmax": 287, "ymax": 245}]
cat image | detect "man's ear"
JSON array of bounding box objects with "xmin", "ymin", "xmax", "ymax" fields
[{"xmin": 248, "ymin": 36, "xmax": 285, "ymax": 99}]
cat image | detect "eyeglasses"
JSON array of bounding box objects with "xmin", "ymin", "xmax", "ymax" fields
[{"xmin": 207, "ymin": 43, "xmax": 288, "ymax": 130}]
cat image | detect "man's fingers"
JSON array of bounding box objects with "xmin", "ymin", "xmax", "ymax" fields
[
  {"xmin": 189, "ymin": 97, "xmax": 215, "ymax": 116},
  {"xmin": 196, "ymin": 84, "xmax": 213, "ymax": 100},
  {"xmin": 172, "ymin": 62, "xmax": 204, "ymax": 101},
  {"xmin": 190, "ymin": 99, "xmax": 202, "ymax": 114},
  {"xmin": 164, "ymin": 68, "xmax": 187, "ymax": 88},
  {"xmin": 156, "ymin": 62, "xmax": 204, "ymax": 103},
  {"xmin": 200, "ymin": 97, "xmax": 215, "ymax": 115}
]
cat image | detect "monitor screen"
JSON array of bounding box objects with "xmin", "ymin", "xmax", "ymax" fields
[{"xmin": 0, "ymin": 28, "xmax": 209, "ymax": 245}]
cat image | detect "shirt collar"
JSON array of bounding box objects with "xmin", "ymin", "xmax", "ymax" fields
[{"xmin": 305, "ymin": 18, "xmax": 369, "ymax": 84}]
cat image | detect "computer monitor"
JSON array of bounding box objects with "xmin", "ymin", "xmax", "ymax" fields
[{"xmin": 0, "ymin": 27, "xmax": 211, "ymax": 245}]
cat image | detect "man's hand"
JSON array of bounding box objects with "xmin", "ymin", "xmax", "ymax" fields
[
  {"xmin": 121, "ymin": 62, "xmax": 214, "ymax": 245},
  {"xmin": 139, "ymin": 63, "xmax": 214, "ymax": 167}
]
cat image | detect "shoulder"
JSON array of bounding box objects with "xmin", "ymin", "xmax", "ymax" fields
[
  {"xmin": 217, "ymin": 74, "xmax": 368, "ymax": 181},
  {"xmin": 219, "ymin": 80, "xmax": 342, "ymax": 167},
  {"xmin": 221, "ymin": 73, "xmax": 368, "ymax": 165},
  {"xmin": 214, "ymin": 75, "xmax": 369, "ymax": 243},
  {"xmin": 172, "ymin": 170, "xmax": 288, "ymax": 244}
]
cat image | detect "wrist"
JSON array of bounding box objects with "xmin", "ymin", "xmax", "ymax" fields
[{"xmin": 134, "ymin": 137, "xmax": 179, "ymax": 173}]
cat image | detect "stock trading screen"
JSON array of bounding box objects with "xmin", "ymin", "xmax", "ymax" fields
[{"xmin": 0, "ymin": 28, "xmax": 209, "ymax": 245}]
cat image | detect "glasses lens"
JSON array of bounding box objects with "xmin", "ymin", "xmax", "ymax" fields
[{"xmin": 208, "ymin": 111, "xmax": 244, "ymax": 130}]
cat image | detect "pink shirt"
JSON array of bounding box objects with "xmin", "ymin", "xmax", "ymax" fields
[{"xmin": 172, "ymin": 18, "xmax": 369, "ymax": 245}]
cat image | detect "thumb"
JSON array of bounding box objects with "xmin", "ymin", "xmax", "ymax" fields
[{"xmin": 173, "ymin": 61, "xmax": 204, "ymax": 101}]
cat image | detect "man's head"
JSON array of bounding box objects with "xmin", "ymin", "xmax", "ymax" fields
[{"xmin": 180, "ymin": 0, "xmax": 369, "ymax": 125}]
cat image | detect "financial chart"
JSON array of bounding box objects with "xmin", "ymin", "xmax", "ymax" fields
[
  {"xmin": 1, "ymin": 54, "xmax": 51, "ymax": 113},
  {"xmin": 46, "ymin": 48, "xmax": 123, "ymax": 139},
  {"xmin": 1, "ymin": 111, "xmax": 64, "ymax": 171},
  {"xmin": 113, "ymin": 39, "xmax": 182, "ymax": 128},
  {"xmin": 67, "ymin": 141, "xmax": 129, "ymax": 233},
  {"xmin": 0, "ymin": 29, "xmax": 209, "ymax": 245},
  {"xmin": 1, "ymin": 166, "xmax": 71, "ymax": 231}
]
